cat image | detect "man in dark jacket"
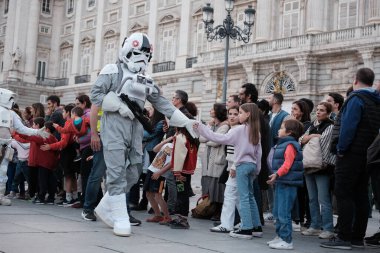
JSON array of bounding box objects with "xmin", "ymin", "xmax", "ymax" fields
[{"xmin": 321, "ymin": 68, "xmax": 380, "ymax": 250}]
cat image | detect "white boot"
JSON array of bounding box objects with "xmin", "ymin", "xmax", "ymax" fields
[
  {"xmin": 0, "ymin": 195, "xmax": 11, "ymax": 206},
  {"xmin": 109, "ymin": 194, "xmax": 131, "ymax": 236},
  {"xmin": 95, "ymin": 192, "xmax": 114, "ymax": 228}
]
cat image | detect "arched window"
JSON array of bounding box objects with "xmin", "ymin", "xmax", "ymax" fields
[{"xmin": 264, "ymin": 71, "xmax": 296, "ymax": 94}]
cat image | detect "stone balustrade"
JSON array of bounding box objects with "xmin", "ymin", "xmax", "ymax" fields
[{"xmin": 198, "ymin": 24, "xmax": 380, "ymax": 64}]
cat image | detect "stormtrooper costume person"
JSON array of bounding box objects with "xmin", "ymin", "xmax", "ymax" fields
[
  {"xmin": 90, "ymin": 33, "xmax": 195, "ymax": 236},
  {"xmin": 0, "ymin": 89, "xmax": 48, "ymax": 206}
]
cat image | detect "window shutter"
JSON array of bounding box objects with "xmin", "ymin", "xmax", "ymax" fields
[
  {"xmin": 283, "ymin": 14, "xmax": 291, "ymax": 37},
  {"xmin": 348, "ymin": 1, "xmax": 357, "ymax": 27}
]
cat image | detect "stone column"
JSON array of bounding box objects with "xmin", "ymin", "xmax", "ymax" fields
[
  {"xmin": 306, "ymin": 0, "xmax": 327, "ymax": 34},
  {"xmin": 24, "ymin": 0, "xmax": 40, "ymax": 76},
  {"xmin": 255, "ymin": 0, "xmax": 272, "ymax": 42},
  {"xmin": 119, "ymin": 0, "xmax": 130, "ymax": 46},
  {"xmin": 210, "ymin": 3, "xmax": 226, "ymax": 50},
  {"xmin": 359, "ymin": 48, "xmax": 374, "ymax": 69},
  {"xmin": 175, "ymin": 0, "xmax": 191, "ymax": 69},
  {"xmin": 3, "ymin": 0, "xmax": 18, "ymax": 74},
  {"xmin": 48, "ymin": 1, "xmax": 64, "ymax": 78},
  {"xmin": 71, "ymin": 0, "xmax": 83, "ymax": 78},
  {"xmin": 368, "ymin": 0, "xmax": 380, "ymax": 24},
  {"xmin": 148, "ymin": 0, "xmax": 158, "ymax": 67},
  {"xmin": 295, "ymin": 55, "xmax": 318, "ymax": 96},
  {"xmin": 93, "ymin": 0, "xmax": 105, "ymax": 75}
]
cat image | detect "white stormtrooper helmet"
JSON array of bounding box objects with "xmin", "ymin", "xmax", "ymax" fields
[
  {"xmin": 0, "ymin": 88, "xmax": 16, "ymax": 109},
  {"xmin": 119, "ymin": 33, "xmax": 152, "ymax": 73}
]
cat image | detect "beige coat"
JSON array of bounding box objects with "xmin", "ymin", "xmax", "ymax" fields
[{"xmin": 200, "ymin": 122, "xmax": 229, "ymax": 178}]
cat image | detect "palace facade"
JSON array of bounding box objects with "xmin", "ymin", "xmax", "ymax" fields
[{"xmin": 0, "ymin": 0, "xmax": 379, "ymax": 119}]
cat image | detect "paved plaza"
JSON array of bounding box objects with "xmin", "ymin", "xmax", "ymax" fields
[{"xmin": 0, "ymin": 196, "xmax": 379, "ymax": 253}]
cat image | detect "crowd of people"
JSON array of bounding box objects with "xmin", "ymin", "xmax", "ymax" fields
[{"xmin": 0, "ymin": 67, "xmax": 380, "ymax": 250}]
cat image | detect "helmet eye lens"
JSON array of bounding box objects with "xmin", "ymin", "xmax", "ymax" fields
[{"xmin": 133, "ymin": 51, "xmax": 141, "ymax": 56}]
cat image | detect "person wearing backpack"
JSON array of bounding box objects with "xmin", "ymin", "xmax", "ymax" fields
[{"xmin": 322, "ymin": 68, "xmax": 380, "ymax": 250}]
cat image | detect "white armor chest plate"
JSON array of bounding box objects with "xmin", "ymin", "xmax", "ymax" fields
[
  {"xmin": 0, "ymin": 107, "xmax": 12, "ymax": 129},
  {"xmin": 117, "ymin": 67, "xmax": 155, "ymax": 102}
]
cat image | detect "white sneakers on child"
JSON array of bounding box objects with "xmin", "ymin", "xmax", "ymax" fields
[
  {"xmin": 264, "ymin": 212, "xmax": 274, "ymax": 222},
  {"xmin": 268, "ymin": 238, "xmax": 294, "ymax": 250},
  {"xmin": 292, "ymin": 221, "xmax": 301, "ymax": 232},
  {"xmin": 318, "ymin": 231, "xmax": 335, "ymax": 239},
  {"xmin": 267, "ymin": 236, "xmax": 281, "ymax": 245},
  {"xmin": 301, "ymin": 227, "xmax": 321, "ymax": 236},
  {"xmin": 0, "ymin": 195, "xmax": 11, "ymax": 206}
]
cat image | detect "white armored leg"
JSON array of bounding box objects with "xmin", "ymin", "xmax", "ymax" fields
[
  {"xmin": 95, "ymin": 191, "xmax": 113, "ymax": 227},
  {"xmin": 109, "ymin": 193, "xmax": 131, "ymax": 236},
  {"xmin": 0, "ymin": 159, "xmax": 11, "ymax": 206}
]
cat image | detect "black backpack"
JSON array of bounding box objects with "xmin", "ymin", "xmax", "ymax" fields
[{"xmin": 367, "ymin": 132, "xmax": 380, "ymax": 170}]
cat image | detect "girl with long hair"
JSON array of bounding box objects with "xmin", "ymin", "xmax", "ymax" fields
[{"xmin": 194, "ymin": 103, "xmax": 262, "ymax": 239}]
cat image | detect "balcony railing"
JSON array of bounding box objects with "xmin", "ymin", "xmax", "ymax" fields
[
  {"xmin": 186, "ymin": 57, "xmax": 198, "ymax": 68},
  {"xmin": 36, "ymin": 78, "xmax": 69, "ymax": 87},
  {"xmin": 199, "ymin": 24, "xmax": 380, "ymax": 64},
  {"xmin": 153, "ymin": 61, "xmax": 175, "ymax": 73},
  {"xmin": 75, "ymin": 75, "xmax": 91, "ymax": 84}
]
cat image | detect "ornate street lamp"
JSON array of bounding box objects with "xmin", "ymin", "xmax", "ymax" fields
[{"xmin": 202, "ymin": 0, "xmax": 255, "ymax": 103}]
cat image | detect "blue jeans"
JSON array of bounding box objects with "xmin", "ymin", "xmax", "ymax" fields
[
  {"xmin": 83, "ymin": 147, "xmax": 106, "ymax": 211},
  {"xmin": 273, "ymin": 183, "xmax": 297, "ymax": 243},
  {"xmin": 305, "ymin": 173, "xmax": 333, "ymax": 232},
  {"xmin": 11, "ymin": 161, "xmax": 29, "ymax": 193},
  {"xmin": 236, "ymin": 162, "xmax": 261, "ymax": 230}
]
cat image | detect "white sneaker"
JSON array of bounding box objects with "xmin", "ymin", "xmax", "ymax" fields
[
  {"xmin": 210, "ymin": 225, "xmax": 230, "ymax": 233},
  {"xmin": 0, "ymin": 196, "xmax": 11, "ymax": 206},
  {"xmin": 269, "ymin": 239, "xmax": 294, "ymax": 250},
  {"xmin": 6, "ymin": 191, "xmax": 16, "ymax": 199},
  {"xmin": 267, "ymin": 236, "xmax": 281, "ymax": 245},
  {"xmin": 301, "ymin": 227, "xmax": 321, "ymax": 236},
  {"xmin": 292, "ymin": 221, "xmax": 301, "ymax": 232},
  {"xmin": 264, "ymin": 212, "xmax": 274, "ymax": 222},
  {"xmin": 319, "ymin": 231, "xmax": 335, "ymax": 239}
]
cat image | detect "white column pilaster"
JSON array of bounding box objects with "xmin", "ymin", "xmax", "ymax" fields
[
  {"xmin": 368, "ymin": 0, "xmax": 380, "ymax": 24},
  {"xmin": 148, "ymin": 0, "xmax": 158, "ymax": 66},
  {"xmin": 93, "ymin": 0, "xmax": 105, "ymax": 74},
  {"xmin": 359, "ymin": 48, "xmax": 375, "ymax": 69},
  {"xmin": 3, "ymin": 0, "xmax": 18, "ymax": 74},
  {"xmin": 48, "ymin": 1, "xmax": 64, "ymax": 79},
  {"xmin": 71, "ymin": 0, "xmax": 83, "ymax": 78},
  {"xmin": 23, "ymin": 0, "xmax": 40, "ymax": 76},
  {"xmin": 210, "ymin": 2, "xmax": 225, "ymax": 50},
  {"xmin": 255, "ymin": 0, "xmax": 272, "ymax": 42},
  {"xmin": 176, "ymin": 0, "xmax": 191, "ymax": 69},
  {"xmin": 119, "ymin": 0, "xmax": 130, "ymax": 46}
]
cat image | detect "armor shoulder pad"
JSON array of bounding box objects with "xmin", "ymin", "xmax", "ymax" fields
[{"xmin": 99, "ymin": 64, "xmax": 118, "ymax": 75}]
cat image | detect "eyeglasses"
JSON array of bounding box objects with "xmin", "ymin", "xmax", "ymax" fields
[{"xmin": 172, "ymin": 97, "xmax": 179, "ymax": 100}]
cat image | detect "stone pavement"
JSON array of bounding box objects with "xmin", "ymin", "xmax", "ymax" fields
[{"xmin": 0, "ymin": 198, "xmax": 379, "ymax": 253}]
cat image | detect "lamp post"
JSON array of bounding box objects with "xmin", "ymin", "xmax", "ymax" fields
[{"xmin": 202, "ymin": 0, "xmax": 255, "ymax": 103}]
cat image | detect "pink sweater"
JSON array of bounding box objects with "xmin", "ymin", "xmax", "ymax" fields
[{"xmin": 197, "ymin": 123, "xmax": 262, "ymax": 174}]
